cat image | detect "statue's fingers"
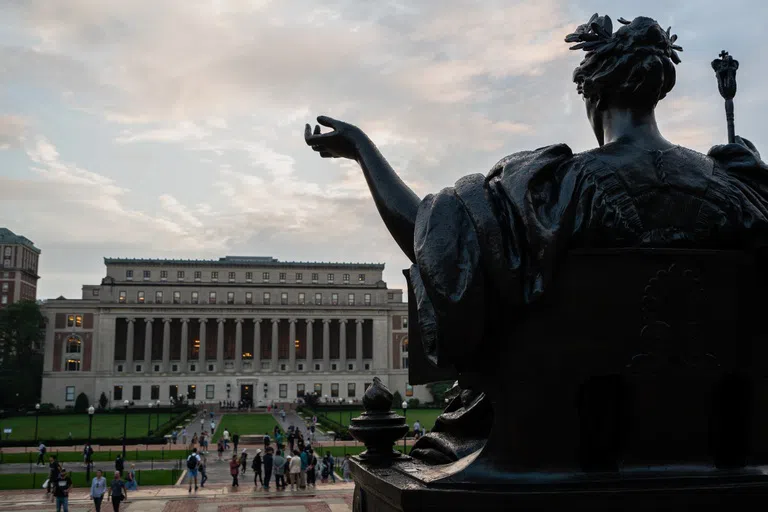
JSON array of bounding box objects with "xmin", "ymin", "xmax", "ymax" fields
[
  {"xmin": 317, "ymin": 115, "xmax": 337, "ymax": 128},
  {"xmin": 312, "ymin": 145, "xmax": 325, "ymax": 153},
  {"xmin": 304, "ymin": 124, "xmax": 313, "ymax": 142},
  {"xmin": 313, "ymin": 125, "xmax": 321, "ymax": 135}
]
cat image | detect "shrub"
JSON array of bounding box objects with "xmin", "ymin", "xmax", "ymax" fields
[
  {"xmin": 74, "ymin": 393, "xmax": 89, "ymax": 413},
  {"xmin": 392, "ymin": 391, "xmax": 403, "ymax": 410},
  {"xmin": 407, "ymin": 398, "xmax": 420, "ymax": 408},
  {"xmin": 98, "ymin": 393, "xmax": 108, "ymax": 410}
]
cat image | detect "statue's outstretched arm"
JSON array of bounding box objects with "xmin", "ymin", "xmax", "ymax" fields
[{"xmin": 304, "ymin": 116, "xmax": 420, "ymax": 263}]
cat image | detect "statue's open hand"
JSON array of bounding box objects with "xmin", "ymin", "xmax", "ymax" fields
[{"xmin": 304, "ymin": 116, "xmax": 363, "ymax": 160}]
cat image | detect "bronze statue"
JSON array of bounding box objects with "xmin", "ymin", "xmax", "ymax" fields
[{"xmin": 304, "ymin": 14, "xmax": 768, "ymax": 507}]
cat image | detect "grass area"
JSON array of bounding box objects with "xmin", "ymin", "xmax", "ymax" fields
[
  {"xmin": 0, "ymin": 413, "xmax": 178, "ymax": 441},
  {"xmin": 314, "ymin": 408, "xmax": 442, "ymax": 431},
  {"xmin": 211, "ymin": 414, "xmax": 281, "ymax": 442},
  {"xmin": 0, "ymin": 469, "xmax": 182, "ymax": 490},
  {"xmin": 0, "ymin": 448, "xmax": 189, "ymax": 464}
]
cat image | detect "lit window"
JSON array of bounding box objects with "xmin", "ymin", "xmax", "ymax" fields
[
  {"xmin": 209, "ymin": 291, "xmax": 217, "ymax": 304},
  {"xmin": 343, "ymin": 273, "xmax": 350, "ymax": 284},
  {"xmin": 137, "ymin": 291, "xmax": 145, "ymax": 303},
  {"xmin": 314, "ymin": 293, "xmax": 322, "ymax": 305},
  {"xmin": 279, "ymin": 384, "xmax": 288, "ymax": 398},
  {"xmin": 229, "ymin": 272, "xmax": 236, "ymax": 282},
  {"xmin": 126, "ymin": 270, "xmax": 133, "ymax": 280},
  {"xmin": 160, "ymin": 271, "xmax": 168, "ymax": 280},
  {"xmin": 263, "ymin": 292, "xmax": 271, "ymax": 305},
  {"xmin": 347, "ymin": 293, "xmax": 355, "ymax": 306},
  {"xmin": 327, "ymin": 273, "xmax": 335, "ymax": 283},
  {"xmin": 314, "ymin": 383, "xmax": 322, "ymax": 395},
  {"xmin": 348, "ymin": 383, "xmax": 356, "ymax": 398},
  {"xmin": 311, "ymin": 273, "xmax": 318, "ymax": 283},
  {"xmin": 65, "ymin": 386, "xmax": 75, "ymax": 401},
  {"xmin": 66, "ymin": 336, "xmax": 81, "ymax": 353},
  {"xmin": 281, "ymin": 292, "xmax": 288, "ymax": 305},
  {"xmin": 67, "ymin": 314, "xmax": 75, "ymax": 327},
  {"xmin": 331, "ymin": 293, "xmax": 338, "ymax": 305},
  {"xmin": 246, "ymin": 272, "xmax": 253, "ymax": 282},
  {"xmin": 211, "ymin": 272, "xmax": 219, "ymax": 282},
  {"xmin": 227, "ymin": 292, "xmax": 235, "ymax": 304},
  {"xmin": 295, "ymin": 273, "xmax": 303, "ymax": 282},
  {"xmin": 66, "ymin": 359, "xmax": 81, "ymax": 371},
  {"xmin": 298, "ymin": 293, "xmax": 305, "ymax": 305},
  {"xmin": 331, "ymin": 383, "xmax": 339, "ymax": 398},
  {"xmin": 245, "ymin": 292, "xmax": 253, "ymax": 304},
  {"xmin": 403, "ymin": 317, "xmax": 408, "ymax": 328},
  {"xmin": 402, "ymin": 338, "xmax": 408, "ymax": 353},
  {"xmin": 358, "ymin": 274, "xmax": 366, "ymax": 283},
  {"xmin": 364, "ymin": 293, "xmax": 371, "ymax": 306},
  {"xmin": 187, "ymin": 384, "xmax": 196, "ymax": 399},
  {"xmin": 262, "ymin": 272, "xmax": 270, "ymax": 282},
  {"xmin": 143, "ymin": 270, "xmax": 151, "ymax": 280},
  {"xmin": 173, "ymin": 291, "xmax": 181, "ymax": 304},
  {"xmin": 177, "ymin": 271, "xmax": 185, "ymax": 281},
  {"xmin": 191, "ymin": 291, "xmax": 199, "ymax": 304},
  {"xmin": 155, "ymin": 291, "xmax": 163, "ymax": 303}
]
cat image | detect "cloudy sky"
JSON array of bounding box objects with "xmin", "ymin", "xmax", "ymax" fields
[{"xmin": 1, "ymin": 0, "xmax": 766, "ymax": 299}]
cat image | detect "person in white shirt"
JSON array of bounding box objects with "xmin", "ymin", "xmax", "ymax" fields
[
  {"xmin": 89, "ymin": 469, "xmax": 107, "ymax": 512},
  {"xmin": 36, "ymin": 442, "xmax": 46, "ymax": 466},
  {"xmin": 222, "ymin": 428, "xmax": 230, "ymax": 449},
  {"xmin": 413, "ymin": 420, "xmax": 421, "ymax": 439}
]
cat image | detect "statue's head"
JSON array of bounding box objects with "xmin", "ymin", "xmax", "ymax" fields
[{"xmin": 566, "ymin": 15, "xmax": 683, "ymax": 144}]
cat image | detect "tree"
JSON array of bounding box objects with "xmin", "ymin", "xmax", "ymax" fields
[
  {"xmin": 426, "ymin": 381, "xmax": 455, "ymax": 405},
  {"xmin": 392, "ymin": 390, "xmax": 404, "ymax": 410},
  {"xmin": 74, "ymin": 392, "xmax": 89, "ymax": 413},
  {"xmin": 0, "ymin": 300, "xmax": 45, "ymax": 408},
  {"xmin": 304, "ymin": 392, "xmax": 320, "ymax": 409},
  {"xmin": 98, "ymin": 392, "xmax": 109, "ymax": 410}
]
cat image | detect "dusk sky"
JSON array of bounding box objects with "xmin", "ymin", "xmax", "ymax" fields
[{"xmin": 1, "ymin": 0, "xmax": 766, "ymax": 299}]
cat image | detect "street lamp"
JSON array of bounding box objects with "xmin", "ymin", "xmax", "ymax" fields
[
  {"xmin": 147, "ymin": 402, "xmax": 153, "ymax": 436},
  {"xmin": 122, "ymin": 399, "xmax": 130, "ymax": 459},
  {"xmin": 86, "ymin": 406, "xmax": 95, "ymax": 482},
  {"xmin": 402, "ymin": 401, "xmax": 408, "ymax": 454},
  {"xmin": 34, "ymin": 403, "xmax": 40, "ymax": 443},
  {"xmin": 155, "ymin": 400, "xmax": 161, "ymax": 431}
]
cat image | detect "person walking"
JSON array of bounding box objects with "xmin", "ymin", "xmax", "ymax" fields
[
  {"xmin": 186, "ymin": 448, "xmax": 201, "ymax": 493},
  {"xmin": 251, "ymin": 449, "xmax": 263, "ymax": 487},
  {"xmin": 327, "ymin": 452, "xmax": 336, "ymax": 483},
  {"xmin": 124, "ymin": 464, "xmax": 137, "ymax": 491},
  {"xmin": 199, "ymin": 453, "xmax": 208, "ymax": 488},
  {"xmin": 229, "ymin": 454, "xmax": 240, "ymax": 487},
  {"xmin": 53, "ymin": 467, "xmax": 72, "ymax": 512},
  {"xmin": 181, "ymin": 427, "xmax": 187, "ymax": 445},
  {"xmin": 233, "ymin": 432, "xmax": 240, "ymax": 453},
  {"xmin": 262, "ymin": 448, "xmax": 273, "ymax": 490},
  {"xmin": 341, "ymin": 454, "xmax": 352, "ymax": 482},
  {"xmin": 299, "ymin": 448, "xmax": 309, "ymax": 489},
  {"xmin": 90, "ymin": 469, "xmax": 108, "ymax": 512},
  {"xmin": 222, "ymin": 428, "xmax": 230, "ymax": 450},
  {"xmin": 273, "ymin": 450, "xmax": 286, "ymax": 490},
  {"xmin": 191, "ymin": 432, "xmax": 198, "ymax": 450},
  {"xmin": 200, "ymin": 416, "xmax": 205, "ymax": 432},
  {"xmin": 114, "ymin": 455, "xmax": 124, "ymax": 478},
  {"xmin": 289, "ymin": 451, "xmax": 302, "ymax": 491},
  {"xmin": 46, "ymin": 456, "xmax": 60, "ymax": 501},
  {"xmin": 108, "ymin": 471, "xmax": 127, "ymax": 512},
  {"xmin": 84, "ymin": 443, "xmax": 94, "ymax": 471},
  {"xmin": 240, "ymin": 448, "xmax": 248, "ymax": 474},
  {"xmin": 306, "ymin": 449, "xmax": 317, "ymax": 488},
  {"xmin": 36, "ymin": 442, "xmax": 47, "ymax": 466},
  {"xmin": 217, "ymin": 438, "xmax": 225, "ymax": 462}
]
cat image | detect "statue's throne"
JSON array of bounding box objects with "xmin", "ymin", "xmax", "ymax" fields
[{"xmin": 351, "ymin": 248, "xmax": 768, "ymax": 511}]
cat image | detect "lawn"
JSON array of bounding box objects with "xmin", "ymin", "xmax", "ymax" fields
[
  {"xmin": 211, "ymin": 414, "xmax": 281, "ymax": 442},
  {"xmin": 0, "ymin": 448, "xmax": 189, "ymax": 464},
  {"xmin": 0, "ymin": 413, "xmax": 177, "ymax": 441},
  {"xmin": 0, "ymin": 469, "xmax": 182, "ymax": 490},
  {"xmin": 314, "ymin": 408, "xmax": 443, "ymax": 431}
]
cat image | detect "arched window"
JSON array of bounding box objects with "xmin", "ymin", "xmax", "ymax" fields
[
  {"xmin": 66, "ymin": 335, "xmax": 82, "ymax": 353},
  {"xmin": 402, "ymin": 338, "xmax": 409, "ymax": 354}
]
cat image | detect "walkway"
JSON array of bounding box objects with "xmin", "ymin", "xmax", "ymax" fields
[{"xmin": 272, "ymin": 409, "xmax": 331, "ymax": 443}]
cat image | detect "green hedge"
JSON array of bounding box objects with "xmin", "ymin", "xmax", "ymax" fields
[
  {"xmin": 0, "ymin": 448, "xmax": 188, "ymax": 464},
  {"xmin": 0, "ymin": 469, "xmax": 183, "ymax": 490}
]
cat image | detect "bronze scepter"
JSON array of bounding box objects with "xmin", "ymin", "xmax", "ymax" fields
[{"xmin": 712, "ymin": 50, "xmax": 739, "ymax": 144}]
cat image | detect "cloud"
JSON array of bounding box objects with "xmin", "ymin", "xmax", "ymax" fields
[{"xmin": 0, "ymin": 115, "xmax": 28, "ymax": 149}]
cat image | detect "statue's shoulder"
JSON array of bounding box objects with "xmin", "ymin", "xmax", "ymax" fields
[{"xmin": 487, "ymin": 143, "xmax": 575, "ymax": 179}]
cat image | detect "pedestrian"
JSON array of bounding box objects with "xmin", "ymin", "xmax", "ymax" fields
[
  {"xmin": 124, "ymin": 464, "xmax": 137, "ymax": 491},
  {"xmin": 114, "ymin": 455, "xmax": 124, "ymax": 478},
  {"xmin": 84, "ymin": 443, "xmax": 94, "ymax": 470},
  {"xmin": 53, "ymin": 467, "xmax": 72, "ymax": 512},
  {"xmin": 233, "ymin": 432, "xmax": 240, "ymax": 453},
  {"xmin": 36, "ymin": 441, "xmax": 46, "ymax": 466},
  {"xmin": 321, "ymin": 454, "xmax": 330, "ymax": 483},
  {"xmin": 229, "ymin": 454, "xmax": 240, "ymax": 487},
  {"xmin": 217, "ymin": 438, "xmax": 225, "ymax": 462},
  {"xmin": 280, "ymin": 408, "xmax": 286, "ymax": 422},
  {"xmin": 240, "ymin": 448, "xmax": 248, "ymax": 474},
  {"xmin": 199, "ymin": 453, "xmax": 208, "ymax": 488},
  {"xmin": 222, "ymin": 428, "xmax": 230, "ymax": 449},
  {"xmin": 287, "ymin": 429, "xmax": 295, "ymax": 452},
  {"xmin": 306, "ymin": 449, "xmax": 317, "ymax": 488},
  {"xmin": 299, "ymin": 448, "xmax": 309, "ymax": 489},
  {"xmin": 171, "ymin": 429, "xmax": 178, "ymax": 445},
  {"xmin": 289, "ymin": 451, "xmax": 302, "ymax": 491},
  {"xmin": 210, "ymin": 419, "xmax": 216, "ymax": 434},
  {"xmin": 46, "ymin": 455, "xmax": 60, "ymax": 501},
  {"xmin": 341, "ymin": 454, "xmax": 351, "ymax": 482},
  {"xmin": 327, "ymin": 452, "xmax": 336, "ymax": 483},
  {"xmin": 186, "ymin": 447, "xmax": 201, "ymax": 493},
  {"xmin": 200, "ymin": 417, "xmax": 205, "ymax": 431},
  {"xmin": 262, "ymin": 448, "xmax": 273, "ymax": 489},
  {"xmin": 181, "ymin": 427, "xmax": 187, "ymax": 445},
  {"xmin": 263, "ymin": 432, "xmax": 271, "ymax": 451},
  {"xmin": 274, "ymin": 450, "xmax": 287, "ymax": 490},
  {"xmin": 191, "ymin": 432, "xmax": 198, "ymax": 449},
  {"xmin": 251, "ymin": 449, "xmax": 263, "ymax": 486},
  {"xmin": 90, "ymin": 469, "xmax": 107, "ymax": 512},
  {"xmin": 108, "ymin": 471, "xmax": 127, "ymax": 511}
]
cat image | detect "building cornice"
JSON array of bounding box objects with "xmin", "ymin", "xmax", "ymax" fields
[{"xmin": 104, "ymin": 257, "xmax": 385, "ymax": 270}]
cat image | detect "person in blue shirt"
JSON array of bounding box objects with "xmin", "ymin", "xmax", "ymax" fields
[
  {"xmin": 299, "ymin": 449, "xmax": 309, "ymax": 489},
  {"xmin": 89, "ymin": 469, "xmax": 107, "ymax": 512}
]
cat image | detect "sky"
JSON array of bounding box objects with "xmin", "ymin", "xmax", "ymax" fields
[{"xmin": 1, "ymin": 0, "xmax": 767, "ymax": 300}]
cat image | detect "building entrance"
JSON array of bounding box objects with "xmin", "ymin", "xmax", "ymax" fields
[{"xmin": 240, "ymin": 384, "xmax": 254, "ymax": 408}]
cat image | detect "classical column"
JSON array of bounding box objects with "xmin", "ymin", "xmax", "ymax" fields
[
  {"xmin": 356, "ymin": 319, "xmax": 364, "ymax": 370},
  {"xmin": 235, "ymin": 318, "xmax": 243, "ymax": 372},
  {"xmin": 271, "ymin": 319, "xmax": 279, "ymax": 370},
  {"xmin": 322, "ymin": 319, "xmax": 330, "ymax": 370},
  {"xmin": 162, "ymin": 318, "xmax": 171, "ymax": 372},
  {"xmin": 199, "ymin": 318, "xmax": 207, "ymax": 368},
  {"xmin": 144, "ymin": 318, "xmax": 153, "ymax": 369},
  {"xmin": 306, "ymin": 319, "xmax": 314, "ymax": 366},
  {"xmin": 339, "ymin": 319, "xmax": 347, "ymax": 367},
  {"xmin": 254, "ymin": 319, "xmax": 262, "ymax": 370},
  {"xmin": 288, "ymin": 318, "xmax": 297, "ymax": 370},
  {"xmin": 126, "ymin": 318, "xmax": 135, "ymax": 371},
  {"xmin": 217, "ymin": 318, "xmax": 225, "ymax": 371},
  {"xmin": 180, "ymin": 318, "xmax": 189, "ymax": 370}
]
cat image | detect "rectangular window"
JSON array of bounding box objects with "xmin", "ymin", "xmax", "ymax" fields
[
  {"xmin": 314, "ymin": 293, "xmax": 322, "ymax": 305},
  {"xmin": 279, "ymin": 272, "xmax": 286, "ymax": 282},
  {"xmin": 143, "ymin": 270, "xmax": 151, "ymax": 280},
  {"xmin": 358, "ymin": 274, "xmax": 366, "ymax": 283},
  {"xmin": 262, "ymin": 272, "xmax": 270, "ymax": 282},
  {"xmin": 403, "ymin": 317, "xmax": 408, "ymax": 328},
  {"xmin": 1, "ymin": 283, "xmax": 7, "ymax": 292},
  {"xmin": 62, "ymin": 386, "xmax": 75, "ymax": 402},
  {"xmin": 151, "ymin": 385, "xmax": 160, "ymax": 400},
  {"xmin": 66, "ymin": 359, "xmax": 80, "ymax": 371},
  {"xmin": 75, "ymin": 315, "xmax": 83, "ymax": 327},
  {"xmin": 388, "ymin": 293, "xmax": 394, "ymax": 300},
  {"xmin": 297, "ymin": 384, "xmax": 305, "ymax": 397},
  {"xmin": 246, "ymin": 272, "xmax": 253, "ymax": 282},
  {"xmin": 227, "ymin": 292, "xmax": 235, "ymax": 304},
  {"xmin": 137, "ymin": 291, "xmax": 145, "ymax": 303},
  {"xmin": 311, "ymin": 273, "xmax": 319, "ymax": 283},
  {"xmin": 298, "ymin": 293, "xmax": 305, "ymax": 305},
  {"xmin": 113, "ymin": 385, "xmax": 123, "ymax": 401},
  {"xmin": 119, "ymin": 291, "xmax": 127, "ymax": 303},
  {"xmin": 331, "ymin": 293, "xmax": 338, "ymax": 305},
  {"xmin": 364, "ymin": 293, "xmax": 371, "ymax": 306},
  {"xmin": 327, "ymin": 273, "xmax": 335, "ymax": 283},
  {"xmin": 364, "ymin": 382, "xmax": 372, "ymax": 392},
  {"xmin": 191, "ymin": 291, "xmax": 199, "ymax": 304},
  {"xmin": 331, "ymin": 383, "xmax": 339, "ymax": 398},
  {"xmin": 169, "ymin": 385, "xmax": 178, "ymax": 400},
  {"xmin": 348, "ymin": 383, "xmax": 356, "ymax": 398},
  {"xmin": 347, "ymin": 293, "xmax": 355, "ymax": 306},
  {"xmin": 245, "ymin": 292, "xmax": 253, "ymax": 304},
  {"xmin": 194, "ymin": 271, "xmax": 201, "ymax": 281},
  {"xmin": 160, "ymin": 270, "xmax": 168, "ymax": 280},
  {"xmin": 281, "ymin": 292, "xmax": 288, "ymax": 305},
  {"xmin": 173, "ymin": 291, "xmax": 181, "ymax": 304},
  {"xmin": 228, "ymin": 272, "xmax": 236, "ymax": 282},
  {"xmin": 67, "ymin": 314, "xmax": 76, "ymax": 327},
  {"xmin": 263, "ymin": 292, "xmax": 271, "ymax": 305},
  {"xmin": 187, "ymin": 384, "xmax": 197, "ymax": 399},
  {"xmin": 296, "ymin": 273, "xmax": 303, "ymax": 282},
  {"xmin": 132, "ymin": 385, "xmax": 141, "ymax": 400},
  {"xmin": 206, "ymin": 384, "xmax": 215, "ymax": 400},
  {"xmin": 155, "ymin": 291, "xmax": 163, "ymax": 303},
  {"xmin": 177, "ymin": 271, "xmax": 185, "ymax": 280},
  {"xmin": 93, "ymin": 289, "xmax": 100, "ymax": 296},
  {"xmin": 126, "ymin": 270, "xmax": 133, "ymax": 280},
  {"xmin": 314, "ymin": 383, "xmax": 322, "ymax": 395},
  {"xmin": 279, "ymin": 383, "xmax": 288, "ymax": 398},
  {"xmin": 402, "ymin": 357, "xmax": 409, "ymax": 369},
  {"xmin": 209, "ymin": 291, "xmax": 217, "ymax": 304},
  {"xmin": 343, "ymin": 273, "xmax": 350, "ymax": 284},
  {"xmin": 211, "ymin": 271, "xmax": 218, "ymax": 281}
]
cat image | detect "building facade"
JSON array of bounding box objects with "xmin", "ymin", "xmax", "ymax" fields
[
  {"xmin": 40, "ymin": 256, "xmax": 424, "ymax": 408},
  {"xmin": 0, "ymin": 228, "xmax": 41, "ymax": 308}
]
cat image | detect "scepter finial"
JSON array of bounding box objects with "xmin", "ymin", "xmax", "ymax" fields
[{"xmin": 712, "ymin": 50, "xmax": 739, "ymax": 143}]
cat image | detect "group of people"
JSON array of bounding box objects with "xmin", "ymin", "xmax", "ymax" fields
[{"xmin": 44, "ymin": 455, "xmax": 129, "ymax": 512}]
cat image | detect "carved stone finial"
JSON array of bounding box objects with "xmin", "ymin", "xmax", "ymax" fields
[{"xmin": 349, "ymin": 376, "xmax": 408, "ymax": 463}]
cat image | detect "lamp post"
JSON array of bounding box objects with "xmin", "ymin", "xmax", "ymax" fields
[
  {"xmin": 34, "ymin": 403, "xmax": 40, "ymax": 443},
  {"xmin": 122, "ymin": 399, "xmax": 130, "ymax": 459},
  {"xmin": 402, "ymin": 400, "xmax": 408, "ymax": 453},
  {"xmin": 147, "ymin": 402, "xmax": 153, "ymax": 436},
  {"xmin": 155, "ymin": 400, "xmax": 161, "ymax": 431},
  {"xmin": 86, "ymin": 406, "xmax": 95, "ymax": 482}
]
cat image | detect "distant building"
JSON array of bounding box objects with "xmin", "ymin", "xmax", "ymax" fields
[
  {"xmin": 0, "ymin": 228, "xmax": 41, "ymax": 308},
  {"xmin": 40, "ymin": 256, "xmax": 424, "ymax": 407}
]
